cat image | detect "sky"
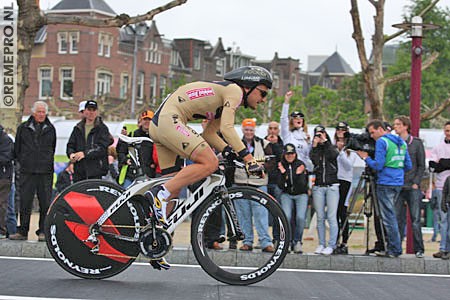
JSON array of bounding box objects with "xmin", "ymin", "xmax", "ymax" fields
[{"xmin": 39, "ymin": 0, "xmax": 450, "ymax": 72}]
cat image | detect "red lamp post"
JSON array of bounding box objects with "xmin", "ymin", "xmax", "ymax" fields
[{"xmin": 393, "ymin": 16, "xmax": 439, "ymax": 254}]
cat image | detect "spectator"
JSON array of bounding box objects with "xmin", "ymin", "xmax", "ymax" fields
[
  {"xmin": 67, "ymin": 100, "xmax": 112, "ymax": 182},
  {"xmin": 440, "ymin": 174, "xmax": 450, "ymax": 260},
  {"xmin": 280, "ymin": 91, "xmax": 313, "ymax": 172},
  {"xmin": 429, "ymin": 121, "xmax": 450, "ymax": 259},
  {"xmin": 265, "ymin": 121, "xmax": 284, "ymax": 201},
  {"xmin": 357, "ymin": 120, "xmax": 412, "ymax": 257},
  {"xmin": 0, "ymin": 124, "xmax": 14, "ymax": 239},
  {"xmin": 334, "ymin": 121, "xmax": 358, "ymax": 254},
  {"xmin": 234, "ymin": 118, "xmax": 274, "ymax": 253},
  {"xmin": 430, "ymin": 180, "xmax": 440, "ymax": 242},
  {"xmin": 278, "ymin": 143, "xmax": 309, "ymax": 253},
  {"xmin": 117, "ymin": 110, "xmax": 156, "ymax": 187},
  {"xmin": 10, "ymin": 101, "xmax": 56, "ymax": 241},
  {"xmin": 310, "ymin": 125, "xmax": 340, "ymax": 255},
  {"xmin": 55, "ymin": 162, "xmax": 74, "ymax": 194},
  {"xmin": 104, "ymin": 145, "xmax": 119, "ymax": 183},
  {"xmin": 393, "ymin": 116, "xmax": 425, "ymax": 258}
]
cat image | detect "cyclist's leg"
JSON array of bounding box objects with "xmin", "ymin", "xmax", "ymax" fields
[{"xmin": 148, "ymin": 119, "xmax": 218, "ymax": 223}]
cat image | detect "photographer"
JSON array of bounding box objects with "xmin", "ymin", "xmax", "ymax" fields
[
  {"xmin": 334, "ymin": 121, "xmax": 358, "ymax": 254},
  {"xmin": 357, "ymin": 120, "xmax": 412, "ymax": 257},
  {"xmin": 310, "ymin": 125, "xmax": 340, "ymax": 255}
]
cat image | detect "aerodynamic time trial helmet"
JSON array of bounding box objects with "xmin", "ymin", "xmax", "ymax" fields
[{"xmin": 224, "ymin": 66, "xmax": 273, "ymax": 89}]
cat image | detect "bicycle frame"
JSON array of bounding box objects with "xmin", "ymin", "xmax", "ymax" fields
[
  {"xmin": 95, "ymin": 134, "xmax": 242, "ymax": 237},
  {"xmin": 95, "ymin": 174, "xmax": 224, "ymax": 234}
]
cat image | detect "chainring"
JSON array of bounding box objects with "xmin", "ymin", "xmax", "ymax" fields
[{"xmin": 139, "ymin": 227, "xmax": 172, "ymax": 259}]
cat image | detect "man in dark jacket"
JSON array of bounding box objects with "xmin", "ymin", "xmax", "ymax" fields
[
  {"xmin": 67, "ymin": 100, "xmax": 112, "ymax": 182},
  {"xmin": 0, "ymin": 124, "xmax": 14, "ymax": 239},
  {"xmin": 393, "ymin": 116, "xmax": 426, "ymax": 257},
  {"xmin": 10, "ymin": 101, "xmax": 56, "ymax": 241}
]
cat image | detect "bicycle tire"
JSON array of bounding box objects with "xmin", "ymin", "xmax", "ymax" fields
[
  {"xmin": 190, "ymin": 186, "xmax": 290, "ymax": 285},
  {"xmin": 45, "ymin": 179, "xmax": 146, "ymax": 279}
]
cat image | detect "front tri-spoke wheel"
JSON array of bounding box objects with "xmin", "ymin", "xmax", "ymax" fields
[{"xmin": 190, "ymin": 186, "xmax": 290, "ymax": 285}]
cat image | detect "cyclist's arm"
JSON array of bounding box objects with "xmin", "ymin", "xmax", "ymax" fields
[
  {"xmin": 202, "ymin": 119, "xmax": 227, "ymax": 151},
  {"xmin": 218, "ymin": 100, "xmax": 251, "ymax": 161}
]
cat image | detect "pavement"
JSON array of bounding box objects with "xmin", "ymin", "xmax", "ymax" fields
[{"xmin": 1, "ymin": 213, "xmax": 449, "ymax": 275}]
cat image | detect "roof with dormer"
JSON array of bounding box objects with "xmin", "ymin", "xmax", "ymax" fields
[{"xmin": 49, "ymin": 0, "xmax": 116, "ymax": 17}]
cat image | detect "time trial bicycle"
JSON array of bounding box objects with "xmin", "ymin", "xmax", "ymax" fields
[{"xmin": 45, "ymin": 134, "xmax": 290, "ymax": 285}]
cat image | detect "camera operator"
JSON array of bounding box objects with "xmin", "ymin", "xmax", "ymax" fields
[
  {"xmin": 357, "ymin": 120, "xmax": 412, "ymax": 257},
  {"xmin": 310, "ymin": 125, "xmax": 340, "ymax": 255}
]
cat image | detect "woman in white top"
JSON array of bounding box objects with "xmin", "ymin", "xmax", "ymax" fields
[
  {"xmin": 334, "ymin": 121, "xmax": 358, "ymax": 254},
  {"xmin": 280, "ymin": 91, "xmax": 313, "ymax": 172}
]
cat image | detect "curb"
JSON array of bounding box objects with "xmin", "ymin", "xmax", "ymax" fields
[{"xmin": 1, "ymin": 240, "xmax": 449, "ymax": 275}]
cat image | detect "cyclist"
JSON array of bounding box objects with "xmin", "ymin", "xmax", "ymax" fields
[{"xmin": 146, "ymin": 66, "xmax": 272, "ymax": 270}]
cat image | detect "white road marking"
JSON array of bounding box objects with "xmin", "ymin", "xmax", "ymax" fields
[
  {"xmin": 0, "ymin": 296, "xmax": 90, "ymax": 300},
  {"xmin": 1, "ymin": 256, "xmax": 450, "ymax": 278}
]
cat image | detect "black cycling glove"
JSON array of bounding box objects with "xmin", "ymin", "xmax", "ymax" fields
[{"xmin": 222, "ymin": 145, "xmax": 238, "ymax": 163}]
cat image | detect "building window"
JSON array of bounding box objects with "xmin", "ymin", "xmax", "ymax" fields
[
  {"xmin": 104, "ymin": 35, "xmax": 112, "ymax": 57},
  {"xmin": 58, "ymin": 32, "xmax": 68, "ymax": 54},
  {"xmin": 60, "ymin": 68, "xmax": 73, "ymax": 100},
  {"xmin": 216, "ymin": 58, "xmax": 225, "ymax": 76},
  {"xmin": 193, "ymin": 49, "xmax": 201, "ymax": 70},
  {"xmin": 96, "ymin": 71, "xmax": 113, "ymax": 96},
  {"xmin": 150, "ymin": 74, "xmax": 157, "ymax": 99},
  {"xmin": 38, "ymin": 67, "xmax": 52, "ymax": 99},
  {"xmin": 159, "ymin": 76, "xmax": 166, "ymax": 98},
  {"xmin": 147, "ymin": 42, "xmax": 161, "ymax": 64},
  {"xmin": 98, "ymin": 34, "xmax": 104, "ymax": 56},
  {"xmin": 120, "ymin": 73, "xmax": 129, "ymax": 99},
  {"xmin": 69, "ymin": 32, "xmax": 79, "ymax": 54},
  {"xmin": 137, "ymin": 72, "xmax": 145, "ymax": 99},
  {"xmin": 98, "ymin": 33, "xmax": 112, "ymax": 57}
]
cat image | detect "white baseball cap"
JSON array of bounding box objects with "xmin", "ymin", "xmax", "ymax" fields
[{"xmin": 78, "ymin": 101, "xmax": 87, "ymax": 112}]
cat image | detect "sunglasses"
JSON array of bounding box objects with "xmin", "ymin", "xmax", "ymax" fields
[
  {"xmin": 269, "ymin": 127, "xmax": 278, "ymax": 130},
  {"xmin": 255, "ymin": 87, "xmax": 268, "ymax": 98}
]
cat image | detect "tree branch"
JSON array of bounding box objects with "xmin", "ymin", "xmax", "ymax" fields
[
  {"xmin": 384, "ymin": 0, "xmax": 441, "ymax": 43},
  {"xmin": 421, "ymin": 95, "xmax": 450, "ymax": 121},
  {"xmin": 350, "ymin": 0, "xmax": 370, "ymax": 71},
  {"xmin": 44, "ymin": 0, "xmax": 187, "ymax": 27},
  {"xmin": 383, "ymin": 51, "xmax": 440, "ymax": 86}
]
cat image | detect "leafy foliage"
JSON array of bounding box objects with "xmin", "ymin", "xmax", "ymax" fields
[{"xmin": 384, "ymin": 0, "xmax": 450, "ymax": 127}]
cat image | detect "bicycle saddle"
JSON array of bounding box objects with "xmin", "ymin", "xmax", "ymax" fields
[{"xmin": 119, "ymin": 133, "xmax": 153, "ymax": 144}]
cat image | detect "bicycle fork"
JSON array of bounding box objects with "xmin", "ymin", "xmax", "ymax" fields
[{"xmin": 217, "ymin": 186, "xmax": 245, "ymax": 242}]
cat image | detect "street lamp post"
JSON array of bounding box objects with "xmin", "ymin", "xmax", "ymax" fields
[
  {"xmin": 125, "ymin": 23, "xmax": 148, "ymax": 120},
  {"xmin": 393, "ymin": 16, "xmax": 439, "ymax": 254}
]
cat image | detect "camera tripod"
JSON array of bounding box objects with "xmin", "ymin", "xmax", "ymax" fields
[{"xmin": 338, "ymin": 167, "xmax": 387, "ymax": 255}]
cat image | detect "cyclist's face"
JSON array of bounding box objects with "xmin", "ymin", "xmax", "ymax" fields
[{"xmin": 246, "ymin": 84, "xmax": 269, "ymax": 109}]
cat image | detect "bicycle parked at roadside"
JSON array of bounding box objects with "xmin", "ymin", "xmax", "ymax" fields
[{"xmin": 45, "ymin": 134, "xmax": 290, "ymax": 285}]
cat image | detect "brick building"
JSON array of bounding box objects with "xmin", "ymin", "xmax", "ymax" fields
[{"xmin": 26, "ymin": 0, "xmax": 303, "ymax": 119}]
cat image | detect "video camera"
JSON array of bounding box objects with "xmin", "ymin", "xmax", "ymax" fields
[{"xmin": 344, "ymin": 129, "xmax": 376, "ymax": 158}]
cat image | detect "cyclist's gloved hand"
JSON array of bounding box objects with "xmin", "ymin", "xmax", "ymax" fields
[
  {"xmin": 222, "ymin": 145, "xmax": 238, "ymax": 163},
  {"xmin": 245, "ymin": 159, "xmax": 265, "ymax": 177}
]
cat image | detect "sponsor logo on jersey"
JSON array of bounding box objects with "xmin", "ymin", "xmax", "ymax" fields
[
  {"xmin": 176, "ymin": 125, "xmax": 190, "ymax": 137},
  {"xmin": 186, "ymin": 88, "xmax": 215, "ymax": 100}
]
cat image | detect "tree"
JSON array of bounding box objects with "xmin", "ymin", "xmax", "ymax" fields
[
  {"xmin": 349, "ymin": 0, "xmax": 443, "ymax": 121},
  {"xmin": 1, "ymin": 0, "xmax": 187, "ymax": 134},
  {"xmin": 384, "ymin": 0, "xmax": 450, "ymax": 127}
]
